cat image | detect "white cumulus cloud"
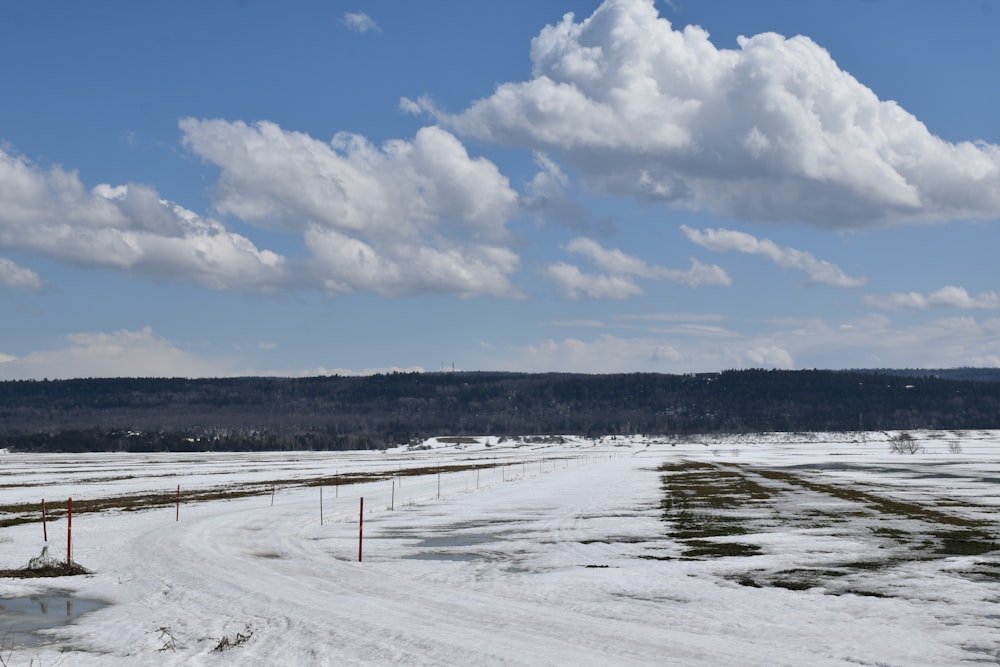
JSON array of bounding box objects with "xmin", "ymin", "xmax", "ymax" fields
[
  {"xmin": 864, "ymin": 286, "xmax": 1000, "ymax": 311},
  {"xmin": 0, "ymin": 327, "xmax": 233, "ymax": 380},
  {"xmin": 546, "ymin": 236, "xmax": 729, "ymax": 299},
  {"xmin": 681, "ymin": 225, "xmax": 864, "ymax": 287},
  {"xmin": 0, "ymin": 147, "xmax": 286, "ymax": 290},
  {"xmin": 180, "ymin": 119, "xmax": 522, "ymax": 297},
  {"xmin": 566, "ymin": 237, "xmax": 731, "ymax": 286},
  {"xmin": 0, "ymin": 257, "xmax": 42, "ymax": 290},
  {"xmin": 342, "ymin": 12, "xmax": 381, "ymax": 34},
  {"xmin": 413, "ymin": 0, "xmax": 1000, "ymax": 227},
  {"xmin": 546, "ymin": 262, "xmax": 643, "ymax": 300},
  {"xmin": 306, "ymin": 227, "xmax": 520, "ymax": 298}
]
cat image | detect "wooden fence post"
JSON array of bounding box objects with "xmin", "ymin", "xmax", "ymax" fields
[{"xmin": 41, "ymin": 499, "xmax": 47, "ymax": 543}]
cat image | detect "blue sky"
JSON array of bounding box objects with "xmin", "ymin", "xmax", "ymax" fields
[{"xmin": 2, "ymin": 0, "xmax": 999, "ymax": 379}]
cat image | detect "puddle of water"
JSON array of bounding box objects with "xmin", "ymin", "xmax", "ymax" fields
[
  {"xmin": 0, "ymin": 591, "xmax": 106, "ymax": 648},
  {"xmin": 403, "ymin": 552, "xmax": 480, "ymax": 561},
  {"xmin": 785, "ymin": 463, "xmax": 902, "ymax": 474},
  {"xmin": 416, "ymin": 534, "xmax": 498, "ymax": 549},
  {"xmin": 400, "ymin": 534, "xmax": 501, "ymax": 561}
]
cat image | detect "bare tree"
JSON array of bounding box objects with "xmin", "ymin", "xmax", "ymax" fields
[{"xmin": 889, "ymin": 432, "xmax": 923, "ymax": 454}]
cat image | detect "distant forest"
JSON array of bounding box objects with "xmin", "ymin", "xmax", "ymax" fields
[{"xmin": 2, "ymin": 368, "xmax": 1000, "ymax": 452}]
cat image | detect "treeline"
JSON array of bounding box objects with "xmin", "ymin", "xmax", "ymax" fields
[{"xmin": 2, "ymin": 369, "xmax": 1000, "ymax": 452}]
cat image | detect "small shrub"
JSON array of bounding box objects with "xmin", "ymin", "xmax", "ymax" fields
[
  {"xmin": 0, "ymin": 545, "xmax": 91, "ymax": 578},
  {"xmin": 214, "ymin": 626, "xmax": 254, "ymax": 652},
  {"xmin": 152, "ymin": 626, "xmax": 176, "ymax": 653}
]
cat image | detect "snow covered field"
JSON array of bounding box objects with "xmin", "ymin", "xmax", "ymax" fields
[{"xmin": 1, "ymin": 431, "xmax": 998, "ymax": 666}]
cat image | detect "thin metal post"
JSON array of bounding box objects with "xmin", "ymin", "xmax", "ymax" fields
[
  {"xmin": 67, "ymin": 497, "xmax": 73, "ymax": 565},
  {"xmin": 358, "ymin": 497, "xmax": 364, "ymax": 562}
]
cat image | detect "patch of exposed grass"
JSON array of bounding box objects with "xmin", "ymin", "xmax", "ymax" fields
[
  {"xmin": 837, "ymin": 559, "xmax": 896, "ymax": 571},
  {"xmin": 948, "ymin": 564, "xmax": 1000, "ymax": 582},
  {"xmin": 771, "ymin": 578, "xmax": 817, "ymax": 591},
  {"xmin": 840, "ymin": 589, "xmax": 891, "ymax": 598},
  {"xmin": 659, "ymin": 461, "xmax": 773, "ymax": 558},
  {"xmin": 778, "ymin": 567, "xmax": 852, "ymax": 579},
  {"xmin": 869, "ymin": 526, "xmax": 910, "ymax": 541},
  {"xmin": 933, "ymin": 530, "xmax": 998, "ymax": 556},
  {"xmin": 672, "ymin": 522, "xmax": 750, "ymax": 540},
  {"xmin": 681, "ymin": 540, "xmax": 760, "ymax": 559},
  {"xmin": 659, "ymin": 460, "xmax": 1000, "ymax": 595},
  {"xmin": 579, "ymin": 536, "xmax": 649, "ymax": 545},
  {"xmin": 735, "ymin": 575, "xmax": 762, "ymax": 587},
  {"xmin": 0, "ymin": 562, "xmax": 91, "ymax": 578},
  {"xmin": 661, "ymin": 463, "xmax": 774, "ymax": 512},
  {"xmin": 754, "ymin": 469, "xmax": 991, "ymax": 530}
]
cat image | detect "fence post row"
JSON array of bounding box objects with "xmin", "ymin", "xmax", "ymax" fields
[{"xmin": 46, "ymin": 457, "xmax": 575, "ymax": 565}]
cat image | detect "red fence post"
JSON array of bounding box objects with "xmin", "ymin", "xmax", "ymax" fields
[
  {"xmin": 66, "ymin": 497, "xmax": 73, "ymax": 565},
  {"xmin": 358, "ymin": 497, "xmax": 364, "ymax": 562}
]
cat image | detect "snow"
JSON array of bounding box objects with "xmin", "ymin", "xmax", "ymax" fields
[{"xmin": 0, "ymin": 431, "xmax": 998, "ymax": 665}]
